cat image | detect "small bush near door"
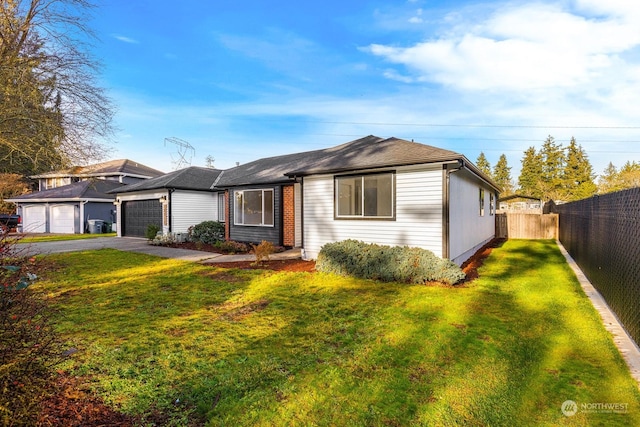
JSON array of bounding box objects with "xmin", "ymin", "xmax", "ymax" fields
[
  {"xmin": 316, "ymin": 240, "xmax": 465, "ymax": 285},
  {"xmin": 188, "ymin": 221, "xmax": 225, "ymax": 245},
  {"xmin": 145, "ymin": 224, "xmax": 160, "ymax": 240}
]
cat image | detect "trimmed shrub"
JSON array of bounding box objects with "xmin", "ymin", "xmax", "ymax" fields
[
  {"xmin": 316, "ymin": 240, "xmax": 466, "ymax": 285},
  {"xmin": 145, "ymin": 223, "xmax": 160, "ymax": 240},
  {"xmin": 188, "ymin": 221, "xmax": 225, "ymax": 245}
]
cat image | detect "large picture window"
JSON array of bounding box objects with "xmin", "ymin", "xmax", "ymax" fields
[
  {"xmin": 335, "ymin": 172, "xmax": 394, "ymax": 219},
  {"xmin": 234, "ymin": 189, "xmax": 274, "ymax": 226}
]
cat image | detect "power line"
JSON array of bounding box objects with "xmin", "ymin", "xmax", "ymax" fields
[{"xmin": 234, "ymin": 117, "xmax": 640, "ymax": 130}]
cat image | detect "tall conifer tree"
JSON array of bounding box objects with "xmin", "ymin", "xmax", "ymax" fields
[
  {"xmin": 493, "ymin": 154, "xmax": 513, "ymax": 195},
  {"xmin": 563, "ymin": 137, "xmax": 596, "ymax": 200},
  {"xmin": 539, "ymin": 136, "xmax": 565, "ymax": 200},
  {"xmin": 476, "ymin": 152, "xmax": 492, "ymax": 178},
  {"xmin": 518, "ymin": 146, "xmax": 543, "ymax": 198}
]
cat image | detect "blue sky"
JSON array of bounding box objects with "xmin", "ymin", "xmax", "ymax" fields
[{"xmin": 90, "ymin": 0, "xmax": 640, "ymax": 180}]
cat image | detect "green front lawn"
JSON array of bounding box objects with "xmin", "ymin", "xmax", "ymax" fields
[
  {"xmin": 18, "ymin": 232, "xmax": 116, "ymax": 243},
  {"xmin": 39, "ymin": 240, "xmax": 640, "ymax": 426}
]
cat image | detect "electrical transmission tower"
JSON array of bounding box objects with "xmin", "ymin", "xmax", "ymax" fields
[{"xmin": 164, "ymin": 137, "xmax": 195, "ymax": 170}]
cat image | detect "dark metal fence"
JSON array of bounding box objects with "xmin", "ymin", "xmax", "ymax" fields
[{"xmin": 555, "ymin": 188, "xmax": 640, "ymax": 345}]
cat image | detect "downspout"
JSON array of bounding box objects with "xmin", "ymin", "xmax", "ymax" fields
[
  {"xmin": 80, "ymin": 200, "xmax": 89, "ymax": 233},
  {"xmin": 300, "ymin": 177, "xmax": 305, "ymax": 259},
  {"xmin": 279, "ymin": 186, "xmax": 284, "ymax": 246},
  {"xmin": 168, "ymin": 188, "xmax": 175, "ymax": 233},
  {"xmin": 442, "ymin": 160, "xmax": 463, "ymax": 260}
]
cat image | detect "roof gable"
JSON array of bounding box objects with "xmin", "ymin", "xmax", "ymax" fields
[
  {"xmin": 31, "ymin": 159, "xmax": 164, "ymax": 179},
  {"xmin": 7, "ymin": 180, "xmax": 123, "ymax": 201}
]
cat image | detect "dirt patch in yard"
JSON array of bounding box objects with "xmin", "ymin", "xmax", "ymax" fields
[
  {"xmin": 37, "ymin": 373, "xmax": 138, "ymax": 427},
  {"xmin": 212, "ymin": 258, "xmax": 316, "ymax": 272},
  {"xmin": 460, "ymin": 238, "xmax": 505, "ymax": 282}
]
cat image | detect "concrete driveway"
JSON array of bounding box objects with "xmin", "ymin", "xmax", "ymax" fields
[
  {"xmin": 23, "ymin": 237, "xmax": 221, "ymax": 262},
  {"xmin": 21, "ymin": 236, "xmax": 302, "ymax": 263}
]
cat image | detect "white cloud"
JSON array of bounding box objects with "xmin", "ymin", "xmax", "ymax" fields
[
  {"xmin": 365, "ymin": 2, "xmax": 640, "ymax": 92},
  {"xmin": 112, "ymin": 34, "xmax": 139, "ymax": 44},
  {"xmin": 409, "ymin": 8, "xmax": 424, "ymax": 23}
]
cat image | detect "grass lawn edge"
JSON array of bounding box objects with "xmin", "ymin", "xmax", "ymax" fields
[{"xmin": 556, "ymin": 240, "xmax": 640, "ymax": 388}]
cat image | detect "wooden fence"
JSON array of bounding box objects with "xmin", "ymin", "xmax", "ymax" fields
[{"xmin": 495, "ymin": 213, "xmax": 558, "ymax": 239}]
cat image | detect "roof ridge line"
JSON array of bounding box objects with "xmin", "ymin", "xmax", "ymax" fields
[{"xmin": 211, "ymin": 170, "xmax": 225, "ymax": 189}]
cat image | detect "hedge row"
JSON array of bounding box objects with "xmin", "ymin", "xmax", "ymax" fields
[{"xmin": 316, "ymin": 240, "xmax": 465, "ymax": 285}]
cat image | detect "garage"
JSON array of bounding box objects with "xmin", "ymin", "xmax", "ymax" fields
[
  {"xmin": 122, "ymin": 199, "xmax": 163, "ymax": 237},
  {"xmin": 50, "ymin": 205, "xmax": 76, "ymax": 234},
  {"xmin": 23, "ymin": 205, "xmax": 47, "ymax": 233}
]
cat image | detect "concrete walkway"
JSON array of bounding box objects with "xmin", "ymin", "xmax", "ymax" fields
[
  {"xmin": 22, "ymin": 236, "xmax": 302, "ymax": 264},
  {"xmin": 557, "ymin": 241, "xmax": 640, "ymax": 387}
]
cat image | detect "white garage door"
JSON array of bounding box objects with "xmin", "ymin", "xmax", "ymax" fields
[
  {"xmin": 50, "ymin": 205, "xmax": 75, "ymax": 234},
  {"xmin": 23, "ymin": 205, "xmax": 47, "ymax": 233}
]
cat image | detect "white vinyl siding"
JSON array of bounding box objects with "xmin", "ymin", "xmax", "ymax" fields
[
  {"xmin": 449, "ymin": 169, "xmax": 495, "ymax": 265},
  {"xmin": 303, "ymin": 165, "xmax": 443, "ymax": 260},
  {"xmin": 171, "ymin": 191, "xmax": 220, "ymax": 233}
]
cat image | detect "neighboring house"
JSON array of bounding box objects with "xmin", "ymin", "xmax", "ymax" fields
[
  {"xmin": 31, "ymin": 159, "xmax": 164, "ymax": 190},
  {"xmin": 111, "ymin": 166, "xmax": 224, "ymax": 238},
  {"xmin": 7, "ymin": 159, "xmax": 163, "ymax": 233},
  {"xmin": 212, "ymin": 135, "xmax": 500, "ymax": 265},
  {"xmin": 498, "ymin": 194, "xmax": 543, "ymax": 213},
  {"xmin": 6, "ymin": 180, "xmax": 124, "ymax": 233}
]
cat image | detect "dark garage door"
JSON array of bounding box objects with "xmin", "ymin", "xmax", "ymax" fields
[{"xmin": 122, "ymin": 200, "xmax": 163, "ymax": 237}]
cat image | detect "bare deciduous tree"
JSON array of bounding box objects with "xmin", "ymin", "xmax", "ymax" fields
[{"xmin": 0, "ymin": 0, "xmax": 114, "ymax": 176}]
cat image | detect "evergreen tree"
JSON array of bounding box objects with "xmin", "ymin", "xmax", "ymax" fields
[
  {"xmin": 518, "ymin": 146, "xmax": 543, "ymax": 198},
  {"xmin": 493, "ymin": 154, "xmax": 514, "ymax": 195},
  {"xmin": 538, "ymin": 136, "xmax": 565, "ymax": 200},
  {"xmin": 598, "ymin": 162, "xmax": 620, "ymax": 194},
  {"xmin": 598, "ymin": 161, "xmax": 640, "ymax": 194},
  {"xmin": 562, "ymin": 137, "xmax": 597, "ymax": 200},
  {"xmin": 476, "ymin": 152, "xmax": 492, "ymax": 178},
  {"xmin": 619, "ymin": 161, "xmax": 640, "ymax": 189}
]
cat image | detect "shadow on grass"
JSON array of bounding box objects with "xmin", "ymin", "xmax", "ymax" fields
[{"xmin": 44, "ymin": 244, "xmax": 640, "ymax": 426}]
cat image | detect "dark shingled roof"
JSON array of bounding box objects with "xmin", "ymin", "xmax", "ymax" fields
[
  {"xmin": 284, "ymin": 135, "xmax": 462, "ymax": 176},
  {"xmin": 31, "ymin": 159, "xmax": 164, "ymax": 179},
  {"xmin": 112, "ymin": 166, "xmax": 224, "ymax": 193},
  {"xmin": 214, "ymin": 135, "xmax": 498, "ymax": 190},
  {"xmin": 7, "ymin": 180, "xmax": 124, "ymax": 202}
]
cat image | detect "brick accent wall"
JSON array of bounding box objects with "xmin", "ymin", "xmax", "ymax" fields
[
  {"xmin": 283, "ymin": 185, "xmax": 295, "ymax": 247},
  {"xmin": 224, "ymin": 190, "xmax": 230, "ymax": 241}
]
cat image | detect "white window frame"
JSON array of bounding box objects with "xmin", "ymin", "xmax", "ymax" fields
[
  {"xmin": 234, "ymin": 189, "xmax": 274, "ymax": 227},
  {"xmin": 335, "ymin": 172, "xmax": 395, "ymax": 220},
  {"xmin": 479, "ymin": 188, "xmax": 485, "ymax": 217},
  {"xmin": 490, "ymin": 193, "xmax": 495, "ymax": 216}
]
